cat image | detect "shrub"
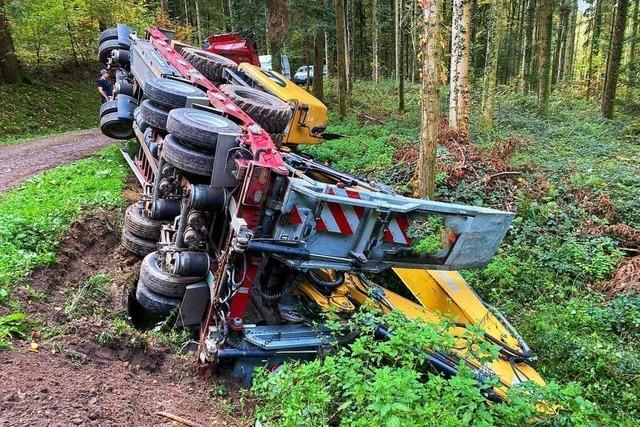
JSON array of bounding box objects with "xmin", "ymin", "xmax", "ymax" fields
[{"xmin": 252, "ymin": 310, "xmax": 611, "ymax": 426}]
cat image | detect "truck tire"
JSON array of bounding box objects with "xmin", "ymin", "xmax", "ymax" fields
[
  {"xmin": 144, "ymin": 78, "xmax": 206, "ymax": 109},
  {"xmin": 100, "ymin": 112, "xmax": 134, "ymax": 140},
  {"xmin": 166, "ymin": 108, "xmax": 241, "ymax": 150},
  {"xmin": 98, "ymin": 28, "xmax": 117, "ymax": 46},
  {"xmin": 219, "ymin": 84, "xmax": 292, "ymax": 134},
  {"xmin": 100, "ymin": 100, "xmax": 118, "ymax": 118},
  {"xmin": 122, "ymin": 228, "xmax": 157, "ymax": 257},
  {"xmin": 124, "ymin": 203, "xmax": 165, "ymax": 240},
  {"xmin": 140, "ymin": 100, "xmax": 170, "ymax": 132},
  {"xmin": 182, "ymin": 48, "xmax": 238, "ymax": 83},
  {"xmin": 135, "ymin": 280, "xmax": 181, "ymax": 316},
  {"xmin": 139, "ymin": 252, "xmax": 204, "ymax": 298},
  {"xmin": 161, "ymin": 134, "xmax": 214, "ymax": 176},
  {"xmin": 133, "ymin": 107, "xmax": 149, "ymax": 133},
  {"xmin": 99, "ymin": 39, "xmax": 127, "ymax": 64}
]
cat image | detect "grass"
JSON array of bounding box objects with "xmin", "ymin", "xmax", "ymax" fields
[
  {"xmin": 0, "ymin": 144, "xmax": 127, "ymax": 348},
  {"xmin": 64, "ymin": 273, "xmax": 113, "ymax": 319},
  {"xmin": 0, "ymin": 68, "xmax": 101, "ymax": 146}
]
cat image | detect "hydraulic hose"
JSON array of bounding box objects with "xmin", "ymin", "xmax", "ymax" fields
[{"xmin": 307, "ymin": 269, "xmax": 345, "ymax": 288}]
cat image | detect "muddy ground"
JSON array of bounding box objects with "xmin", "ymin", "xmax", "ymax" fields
[
  {"xmin": 0, "ymin": 205, "xmax": 249, "ymax": 426},
  {"xmin": 0, "ymin": 129, "xmax": 115, "ymax": 192}
]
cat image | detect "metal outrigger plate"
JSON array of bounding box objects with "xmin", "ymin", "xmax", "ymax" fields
[{"xmin": 272, "ymin": 178, "xmax": 514, "ymax": 273}]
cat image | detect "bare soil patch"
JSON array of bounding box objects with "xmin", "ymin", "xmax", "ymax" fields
[
  {"xmin": 0, "ymin": 129, "xmax": 115, "ymax": 192},
  {"xmin": 1, "ymin": 209, "xmax": 248, "ymax": 426}
]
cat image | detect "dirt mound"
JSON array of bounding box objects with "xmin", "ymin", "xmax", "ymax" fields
[
  {"xmin": 2, "ymin": 209, "xmax": 249, "ymax": 426},
  {"xmin": 15, "ymin": 210, "xmax": 140, "ymax": 322}
]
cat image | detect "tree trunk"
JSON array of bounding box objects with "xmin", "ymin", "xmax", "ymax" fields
[
  {"xmin": 561, "ymin": 0, "xmax": 578, "ymax": 82},
  {"xmin": 602, "ymin": 0, "xmax": 630, "ymax": 118},
  {"xmin": 417, "ymin": 0, "xmax": 441, "ymax": 199},
  {"xmin": 161, "ymin": 0, "xmax": 168, "ymax": 15},
  {"xmin": 184, "ymin": 0, "xmax": 190, "ymax": 27},
  {"xmin": 449, "ymin": 0, "xmax": 471, "ymax": 136},
  {"xmin": 481, "ymin": 0, "xmax": 506, "ymax": 129},
  {"xmin": 520, "ymin": 0, "xmax": 536, "ymax": 93},
  {"xmin": 313, "ymin": 10, "xmax": 325, "ymax": 102},
  {"xmin": 195, "ymin": 0, "xmax": 203, "ymax": 46},
  {"xmin": 535, "ymin": 0, "xmax": 553, "ymax": 111},
  {"xmin": 586, "ymin": 0, "xmax": 603, "ymax": 96},
  {"xmin": 513, "ymin": 0, "xmax": 526, "ymax": 82},
  {"xmin": 335, "ymin": 0, "xmax": 348, "ymax": 117},
  {"xmin": 356, "ymin": 0, "xmax": 366, "ymax": 77},
  {"xmin": 0, "ymin": 0, "xmax": 22, "ymax": 84},
  {"xmin": 62, "ymin": 0, "xmax": 80, "ymax": 68},
  {"xmin": 396, "ymin": 0, "xmax": 405, "ymax": 111},
  {"xmin": 325, "ymin": 30, "xmax": 330, "ymax": 77},
  {"xmin": 411, "ymin": 0, "xmax": 418, "ymax": 82},
  {"xmin": 267, "ymin": 0, "xmax": 288, "ymax": 73},
  {"xmin": 228, "ymin": 0, "xmax": 235, "ymax": 32},
  {"xmin": 346, "ymin": 0, "xmax": 354, "ymax": 91},
  {"xmin": 625, "ymin": 0, "xmax": 639, "ymax": 102},
  {"xmin": 552, "ymin": 4, "xmax": 569, "ymax": 87},
  {"xmin": 372, "ymin": 0, "xmax": 379, "ymax": 82}
]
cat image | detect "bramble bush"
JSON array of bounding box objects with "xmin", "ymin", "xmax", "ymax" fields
[{"xmin": 252, "ymin": 309, "xmax": 610, "ymax": 426}]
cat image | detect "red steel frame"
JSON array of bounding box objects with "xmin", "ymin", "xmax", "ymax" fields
[{"xmin": 146, "ymin": 27, "xmax": 287, "ymax": 344}]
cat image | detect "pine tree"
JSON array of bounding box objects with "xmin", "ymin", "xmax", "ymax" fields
[
  {"xmin": 417, "ymin": 0, "xmax": 441, "ymax": 198},
  {"xmin": 602, "ymin": 0, "xmax": 630, "ymax": 118},
  {"xmin": 449, "ymin": 0, "xmax": 471, "ymax": 135},
  {"xmin": 481, "ymin": 0, "xmax": 506, "ymax": 129},
  {"xmin": 335, "ymin": 0, "xmax": 348, "ymax": 117}
]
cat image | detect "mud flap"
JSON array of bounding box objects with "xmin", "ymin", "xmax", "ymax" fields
[
  {"xmin": 117, "ymin": 24, "xmax": 133, "ymax": 48},
  {"xmin": 175, "ymin": 273, "xmax": 211, "ymax": 327},
  {"xmin": 117, "ymin": 95, "xmax": 137, "ymax": 121}
]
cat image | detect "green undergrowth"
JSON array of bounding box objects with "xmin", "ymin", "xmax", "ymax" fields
[
  {"xmin": 289, "ymin": 79, "xmax": 640, "ymax": 422},
  {"xmin": 253, "ymin": 309, "xmax": 611, "ymax": 426},
  {"xmin": 0, "ymin": 144, "xmax": 127, "ymax": 348},
  {"xmin": 0, "ymin": 68, "xmax": 101, "ymax": 146}
]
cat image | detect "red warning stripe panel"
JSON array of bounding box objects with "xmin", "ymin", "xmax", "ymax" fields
[
  {"xmin": 384, "ymin": 214, "xmax": 412, "ymax": 245},
  {"xmin": 290, "ymin": 206, "xmax": 303, "ymax": 224},
  {"xmin": 291, "ymin": 187, "xmax": 412, "ymax": 245}
]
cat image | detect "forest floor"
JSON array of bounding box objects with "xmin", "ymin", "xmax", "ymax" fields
[
  {"xmin": 0, "ymin": 209, "xmax": 245, "ymax": 427},
  {"xmin": 0, "ymin": 129, "xmax": 114, "ymax": 192}
]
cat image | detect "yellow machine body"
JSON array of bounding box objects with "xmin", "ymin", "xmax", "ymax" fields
[
  {"xmin": 298, "ymin": 268, "xmax": 544, "ymax": 397},
  {"xmin": 237, "ymin": 63, "xmax": 328, "ymax": 145}
]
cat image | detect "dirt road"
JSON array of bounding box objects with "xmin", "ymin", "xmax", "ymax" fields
[{"xmin": 0, "ymin": 129, "xmax": 115, "ymax": 192}]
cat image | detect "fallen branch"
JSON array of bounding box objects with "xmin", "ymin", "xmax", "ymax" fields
[
  {"xmin": 352, "ymin": 109, "xmax": 387, "ymax": 125},
  {"xmin": 156, "ymin": 411, "xmax": 203, "ymax": 427},
  {"xmin": 473, "ymin": 171, "xmax": 522, "ymax": 185}
]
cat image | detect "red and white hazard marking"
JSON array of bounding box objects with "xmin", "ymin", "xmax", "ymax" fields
[{"xmin": 289, "ymin": 186, "xmax": 412, "ymax": 245}]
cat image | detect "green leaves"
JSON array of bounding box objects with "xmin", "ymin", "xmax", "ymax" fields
[
  {"xmin": 252, "ymin": 309, "xmax": 611, "ymax": 426},
  {"xmin": 0, "ymin": 312, "xmax": 29, "ymax": 350}
]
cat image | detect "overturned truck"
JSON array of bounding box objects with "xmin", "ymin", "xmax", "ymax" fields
[{"xmin": 98, "ymin": 24, "xmax": 544, "ymax": 397}]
